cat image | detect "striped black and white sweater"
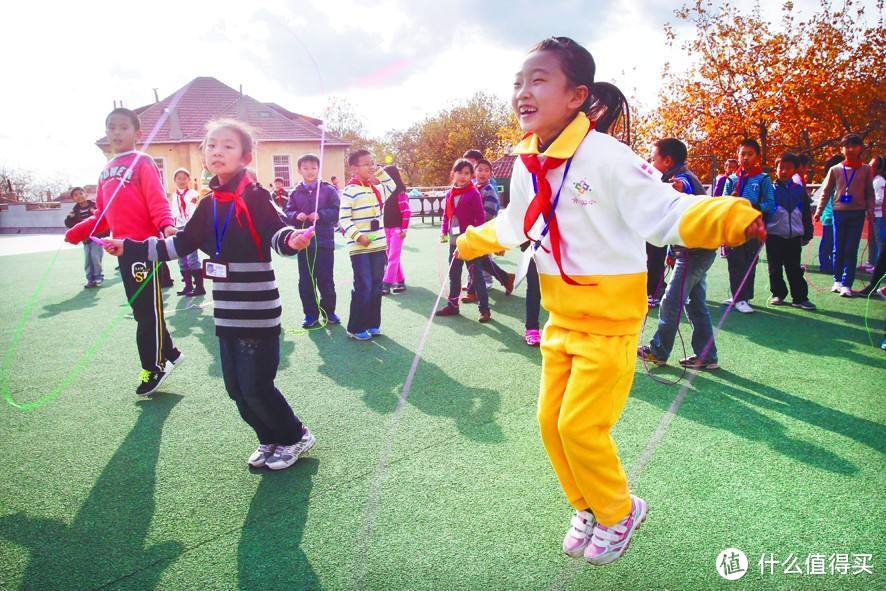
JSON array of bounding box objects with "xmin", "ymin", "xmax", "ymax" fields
[{"xmin": 124, "ymin": 170, "xmax": 298, "ymax": 337}]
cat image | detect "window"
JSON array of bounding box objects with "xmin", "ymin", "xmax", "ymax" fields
[
  {"xmin": 153, "ymin": 158, "xmax": 167, "ymax": 189},
  {"xmin": 272, "ymin": 155, "xmax": 292, "ymax": 187}
]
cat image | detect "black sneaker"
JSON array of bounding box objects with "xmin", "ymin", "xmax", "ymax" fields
[
  {"xmin": 791, "ymin": 300, "xmax": 817, "ymax": 311},
  {"xmin": 136, "ymin": 367, "xmax": 170, "ymax": 396},
  {"xmin": 392, "ymin": 283, "xmax": 407, "ymax": 293}
]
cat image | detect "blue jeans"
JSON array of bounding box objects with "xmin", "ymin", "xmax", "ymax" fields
[
  {"xmin": 218, "ymin": 335, "xmax": 302, "ymax": 445},
  {"xmin": 448, "ymin": 242, "xmax": 489, "ymax": 312},
  {"xmin": 83, "ymin": 241, "xmax": 104, "ymax": 283},
  {"xmin": 869, "ymin": 217, "xmax": 885, "ymax": 266},
  {"xmin": 818, "ymin": 223, "xmax": 834, "ymax": 273},
  {"xmin": 347, "ymin": 251, "xmax": 386, "ymax": 334},
  {"xmin": 832, "ymin": 210, "xmax": 865, "ymax": 287},
  {"xmin": 650, "ymin": 249, "xmax": 717, "ymax": 363}
]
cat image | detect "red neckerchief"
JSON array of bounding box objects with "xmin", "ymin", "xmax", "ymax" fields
[
  {"xmin": 444, "ymin": 184, "xmax": 475, "ymax": 221},
  {"xmin": 348, "ymin": 177, "xmax": 382, "ymax": 208},
  {"xmin": 175, "ymin": 189, "xmax": 188, "ymax": 217},
  {"xmin": 520, "ymin": 126, "xmax": 595, "ymax": 286},
  {"xmin": 733, "ymin": 165, "xmax": 764, "ymax": 196},
  {"xmin": 212, "ymin": 173, "xmax": 264, "ymax": 261},
  {"xmin": 843, "ymin": 159, "xmax": 863, "ymax": 168}
]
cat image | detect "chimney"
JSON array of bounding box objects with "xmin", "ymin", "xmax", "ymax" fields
[{"xmin": 153, "ymin": 88, "xmax": 160, "ymax": 103}]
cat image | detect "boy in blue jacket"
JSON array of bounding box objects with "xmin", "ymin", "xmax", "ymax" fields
[
  {"xmin": 766, "ymin": 154, "xmax": 815, "ymax": 310},
  {"xmin": 284, "ymin": 154, "xmax": 341, "ymax": 328},
  {"xmin": 723, "ymin": 139, "xmax": 776, "ymax": 314}
]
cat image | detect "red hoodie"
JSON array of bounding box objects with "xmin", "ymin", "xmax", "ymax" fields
[{"xmin": 66, "ymin": 151, "xmax": 174, "ymax": 243}]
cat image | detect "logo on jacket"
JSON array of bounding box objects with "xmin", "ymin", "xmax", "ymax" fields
[
  {"xmin": 573, "ymin": 179, "xmax": 591, "ymax": 195},
  {"xmin": 131, "ymin": 262, "xmax": 149, "ymax": 283}
]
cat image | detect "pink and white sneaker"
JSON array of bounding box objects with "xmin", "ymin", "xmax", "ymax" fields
[
  {"xmin": 584, "ymin": 495, "xmax": 648, "ymax": 566},
  {"xmin": 525, "ymin": 329, "xmax": 541, "ymax": 347},
  {"xmin": 562, "ymin": 510, "xmax": 596, "ymax": 557}
]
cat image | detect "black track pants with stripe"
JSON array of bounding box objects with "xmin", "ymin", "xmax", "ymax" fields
[{"xmin": 119, "ymin": 252, "xmax": 176, "ymax": 372}]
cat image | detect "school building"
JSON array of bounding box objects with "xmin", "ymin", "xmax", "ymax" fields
[{"xmin": 96, "ymin": 77, "xmax": 350, "ymax": 192}]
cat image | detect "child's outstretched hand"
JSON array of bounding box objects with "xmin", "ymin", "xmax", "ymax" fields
[
  {"xmin": 103, "ymin": 238, "xmax": 125, "ymax": 256},
  {"xmin": 162, "ymin": 226, "xmax": 178, "ymax": 238},
  {"xmin": 288, "ymin": 231, "xmax": 311, "ymax": 251},
  {"xmin": 745, "ymin": 216, "xmax": 767, "ymax": 242}
]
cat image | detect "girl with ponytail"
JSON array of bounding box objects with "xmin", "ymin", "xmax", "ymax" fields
[{"xmin": 455, "ymin": 36, "xmax": 767, "ymax": 566}]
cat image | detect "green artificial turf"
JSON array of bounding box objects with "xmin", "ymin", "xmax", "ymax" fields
[{"xmin": 0, "ymin": 227, "xmax": 883, "ymax": 590}]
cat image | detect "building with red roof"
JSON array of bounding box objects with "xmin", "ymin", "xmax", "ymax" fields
[{"xmin": 96, "ymin": 77, "xmax": 350, "ymax": 191}]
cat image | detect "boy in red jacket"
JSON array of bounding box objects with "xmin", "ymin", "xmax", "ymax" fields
[{"xmin": 66, "ymin": 108, "xmax": 182, "ymax": 396}]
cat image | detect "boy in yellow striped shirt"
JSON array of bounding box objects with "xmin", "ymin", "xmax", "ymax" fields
[{"xmin": 339, "ymin": 149, "xmax": 397, "ymax": 340}]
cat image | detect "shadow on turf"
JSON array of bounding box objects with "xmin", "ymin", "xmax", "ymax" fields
[
  {"xmin": 238, "ymin": 458, "xmax": 321, "ymax": 590},
  {"xmin": 38, "ymin": 277, "xmax": 122, "ymax": 318},
  {"xmin": 309, "ymin": 330, "xmax": 505, "ymax": 443},
  {"xmin": 631, "ymin": 370, "xmax": 876, "ymax": 476},
  {"xmin": 163, "ymin": 296, "xmax": 296, "ymax": 378},
  {"xmin": 0, "ymin": 393, "xmax": 185, "ymax": 590}
]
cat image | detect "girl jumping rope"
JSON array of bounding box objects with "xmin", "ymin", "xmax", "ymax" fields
[{"xmin": 456, "ymin": 37, "xmax": 766, "ymax": 565}]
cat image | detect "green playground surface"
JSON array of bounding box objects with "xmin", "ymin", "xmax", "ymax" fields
[{"xmin": 0, "ymin": 226, "xmax": 883, "ymax": 590}]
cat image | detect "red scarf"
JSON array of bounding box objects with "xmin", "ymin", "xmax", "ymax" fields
[
  {"xmin": 843, "ymin": 159, "xmax": 863, "ymax": 168},
  {"xmin": 348, "ymin": 177, "xmax": 383, "ymax": 208},
  {"xmin": 444, "ymin": 184, "xmax": 475, "ymax": 221},
  {"xmin": 733, "ymin": 165, "xmax": 764, "ymax": 196},
  {"xmin": 213, "ymin": 174, "xmax": 264, "ymax": 261},
  {"xmin": 520, "ymin": 151, "xmax": 595, "ymax": 286},
  {"xmin": 175, "ymin": 189, "xmax": 188, "ymax": 217}
]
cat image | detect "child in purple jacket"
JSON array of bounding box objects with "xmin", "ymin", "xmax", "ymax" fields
[
  {"xmin": 436, "ymin": 159, "xmax": 492, "ymax": 323},
  {"xmin": 283, "ymin": 154, "xmax": 341, "ymax": 328}
]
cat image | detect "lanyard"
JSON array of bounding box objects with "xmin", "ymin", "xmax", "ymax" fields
[
  {"xmin": 841, "ymin": 165, "xmax": 858, "ymax": 195},
  {"xmin": 213, "ymin": 199, "xmax": 235, "ymax": 257},
  {"xmin": 529, "ymin": 157, "xmax": 574, "ymax": 251}
]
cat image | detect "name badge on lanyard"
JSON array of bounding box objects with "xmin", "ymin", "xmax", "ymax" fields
[
  {"xmin": 205, "ymin": 199, "xmax": 234, "ymax": 281},
  {"xmin": 840, "ymin": 165, "xmax": 858, "ymax": 204}
]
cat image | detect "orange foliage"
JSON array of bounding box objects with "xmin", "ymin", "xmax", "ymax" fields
[{"xmin": 644, "ymin": 0, "xmax": 884, "ymax": 181}]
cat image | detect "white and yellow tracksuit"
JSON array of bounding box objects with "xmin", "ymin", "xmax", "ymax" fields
[{"xmin": 456, "ymin": 113, "xmax": 759, "ymax": 526}]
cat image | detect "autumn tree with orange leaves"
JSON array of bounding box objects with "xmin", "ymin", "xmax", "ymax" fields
[{"xmin": 643, "ymin": 0, "xmax": 884, "ymax": 181}]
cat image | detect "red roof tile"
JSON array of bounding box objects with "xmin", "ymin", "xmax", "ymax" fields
[
  {"xmin": 97, "ymin": 77, "xmax": 348, "ymax": 147},
  {"xmin": 491, "ymin": 154, "xmax": 516, "ymax": 179}
]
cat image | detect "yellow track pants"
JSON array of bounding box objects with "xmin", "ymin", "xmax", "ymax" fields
[{"xmin": 538, "ymin": 324, "xmax": 638, "ymax": 527}]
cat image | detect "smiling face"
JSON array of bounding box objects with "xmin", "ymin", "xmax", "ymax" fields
[
  {"xmin": 512, "ymin": 50, "xmax": 588, "ymax": 146},
  {"xmin": 475, "ymin": 163, "xmax": 492, "ymax": 184},
  {"xmin": 350, "ymin": 154, "xmax": 376, "ymax": 182},
  {"xmin": 202, "ymin": 127, "xmax": 251, "ymax": 182},
  {"xmin": 105, "ymin": 114, "xmax": 140, "ymax": 154},
  {"xmin": 71, "ymin": 189, "xmax": 86, "ymax": 205},
  {"xmin": 299, "ymin": 161, "xmax": 319, "ymax": 185},
  {"xmin": 173, "ymin": 172, "xmax": 190, "ymax": 190}
]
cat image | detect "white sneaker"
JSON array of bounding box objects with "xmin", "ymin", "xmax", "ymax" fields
[
  {"xmin": 831, "ymin": 281, "xmax": 844, "ymax": 293},
  {"xmin": 723, "ymin": 297, "xmax": 734, "ymax": 305},
  {"xmin": 563, "ymin": 510, "xmax": 597, "ymax": 557},
  {"xmin": 266, "ymin": 427, "xmax": 316, "ymax": 471},
  {"xmin": 839, "ymin": 286, "xmax": 853, "ymax": 297},
  {"xmin": 248, "ymin": 444, "xmax": 277, "ymax": 468},
  {"xmin": 735, "ymin": 300, "xmax": 754, "ymax": 314}
]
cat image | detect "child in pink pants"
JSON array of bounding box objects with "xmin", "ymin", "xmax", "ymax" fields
[{"xmin": 382, "ymin": 166, "xmax": 410, "ymax": 294}]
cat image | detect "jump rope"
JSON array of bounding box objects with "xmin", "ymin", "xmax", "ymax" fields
[{"xmin": 1, "ymin": 84, "xmax": 191, "ymax": 411}]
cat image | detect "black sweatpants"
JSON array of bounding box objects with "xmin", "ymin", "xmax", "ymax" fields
[
  {"xmin": 119, "ymin": 251, "xmax": 176, "ymax": 372},
  {"xmin": 646, "ymin": 243, "xmax": 668, "ymax": 298},
  {"xmin": 765, "ymin": 236, "xmax": 809, "ymax": 303},
  {"xmin": 727, "ymin": 239, "xmax": 760, "ymax": 302}
]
